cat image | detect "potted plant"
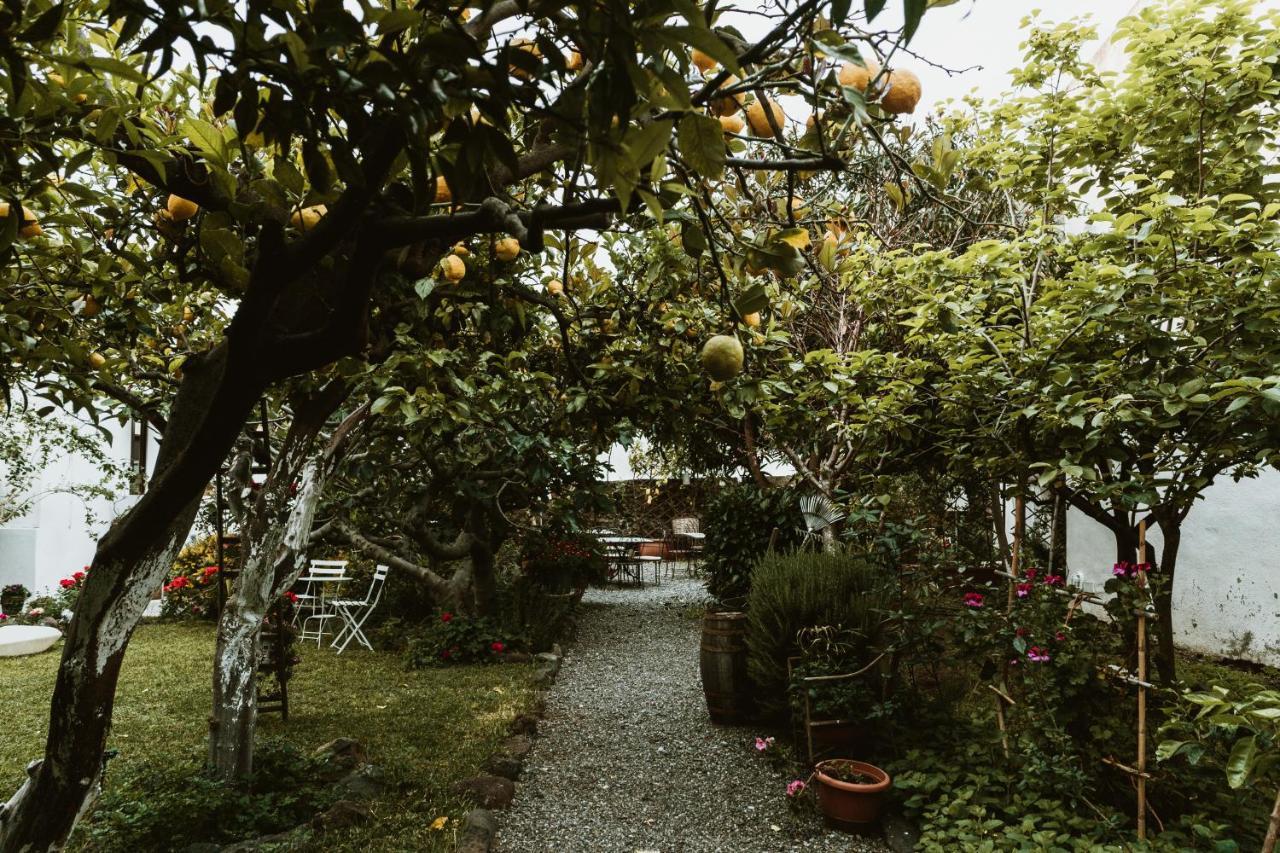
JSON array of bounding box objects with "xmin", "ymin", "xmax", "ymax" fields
[
  {"xmin": 813, "ymin": 758, "xmax": 892, "ymax": 832},
  {"xmin": 2, "ymin": 584, "xmax": 30, "ymax": 615},
  {"xmin": 521, "ymin": 530, "xmax": 607, "ymax": 599}
]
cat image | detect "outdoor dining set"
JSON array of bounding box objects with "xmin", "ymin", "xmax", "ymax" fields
[
  {"xmin": 290, "ymin": 560, "xmax": 388, "ymax": 652},
  {"xmin": 595, "ymin": 517, "xmax": 705, "ymax": 587}
]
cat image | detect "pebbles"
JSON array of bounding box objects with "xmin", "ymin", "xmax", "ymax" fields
[{"xmin": 496, "ymin": 573, "xmax": 888, "ymax": 852}]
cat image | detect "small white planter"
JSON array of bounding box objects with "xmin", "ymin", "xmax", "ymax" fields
[{"xmin": 0, "ymin": 625, "xmax": 62, "ymax": 657}]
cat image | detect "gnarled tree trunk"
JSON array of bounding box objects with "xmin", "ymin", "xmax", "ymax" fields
[
  {"xmin": 209, "ymin": 391, "xmax": 365, "ymax": 780},
  {"xmin": 0, "ymin": 346, "xmax": 263, "ymax": 850}
]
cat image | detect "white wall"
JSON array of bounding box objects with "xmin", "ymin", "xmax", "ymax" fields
[
  {"xmin": 1066, "ymin": 470, "xmax": 1280, "ymax": 668},
  {"xmin": 0, "ymin": 416, "xmax": 155, "ymax": 598}
]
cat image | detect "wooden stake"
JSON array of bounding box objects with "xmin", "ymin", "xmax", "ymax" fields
[
  {"xmin": 992, "ymin": 686, "xmax": 1010, "ymax": 759},
  {"xmin": 1137, "ymin": 519, "xmax": 1149, "ymax": 841},
  {"xmin": 1263, "ymin": 785, "xmax": 1280, "ymax": 853},
  {"xmin": 1008, "ymin": 493, "xmax": 1025, "ymax": 610}
]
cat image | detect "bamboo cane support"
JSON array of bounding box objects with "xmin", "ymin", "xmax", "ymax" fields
[
  {"xmin": 1008, "ymin": 493, "xmax": 1025, "ymax": 610},
  {"xmin": 1137, "ymin": 519, "xmax": 1149, "ymax": 841},
  {"xmin": 1263, "ymin": 785, "xmax": 1280, "ymax": 853},
  {"xmin": 993, "ymin": 688, "xmax": 1010, "ymax": 758}
]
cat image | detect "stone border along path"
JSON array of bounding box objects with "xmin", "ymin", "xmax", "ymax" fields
[{"xmin": 495, "ymin": 569, "xmax": 890, "ymax": 853}]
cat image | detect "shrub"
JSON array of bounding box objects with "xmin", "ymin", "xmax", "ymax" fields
[
  {"xmin": 160, "ymin": 535, "xmax": 224, "ymax": 620},
  {"xmin": 746, "ymin": 550, "xmax": 892, "ymax": 720},
  {"xmin": 703, "ymin": 484, "xmax": 803, "ymax": 604},
  {"xmin": 79, "ymin": 739, "xmax": 334, "ymax": 851},
  {"xmin": 405, "ymin": 610, "xmax": 515, "ymax": 667},
  {"xmin": 520, "ymin": 529, "xmax": 607, "ymax": 593},
  {"xmin": 492, "ymin": 574, "xmax": 577, "ymax": 653}
]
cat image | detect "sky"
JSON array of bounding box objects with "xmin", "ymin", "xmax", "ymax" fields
[{"xmin": 889, "ymin": 1, "xmax": 1139, "ymax": 114}]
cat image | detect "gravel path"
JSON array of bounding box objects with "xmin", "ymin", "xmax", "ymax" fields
[{"xmin": 496, "ymin": 570, "xmax": 890, "ymax": 853}]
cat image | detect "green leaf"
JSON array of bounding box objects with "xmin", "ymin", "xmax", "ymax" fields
[
  {"xmin": 681, "ymin": 222, "xmax": 707, "ymax": 258},
  {"xmin": 182, "ymin": 118, "xmax": 227, "ymax": 166},
  {"xmin": 19, "ymin": 5, "xmax": 66, "ymax": 43},
  {"xmin": 678, "ymin": 113, "xmax": 726, "ymax": 180},
  {"xmin": 666, "ymin": 26, "xmax": 741, "ymax": 75},
  {"xmin": 1225, "ymin": 735, "xmax": 1257, "ymax": 789},
  {"xmin": 734, "ymin": 283, "xmax": 769, "ymax": 317},
  {"xmin": 903, "ymin": 0, "xmax": 928, "ymax": 42},
  {"xmin": 864, "ymin": 0, "xmax": 887, "ymax": 21},
  {"xmin": 73, "ymin": 55, "xmax": 147, "ymax": 84}
]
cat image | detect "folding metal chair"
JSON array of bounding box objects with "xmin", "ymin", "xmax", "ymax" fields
[
  {"xmin": 296, "ymin": 560, "xmax": 348, "ymax": 645},
  {"xmin": 329, "ymin": 565, "xmax": 389, "ymax": 654}
]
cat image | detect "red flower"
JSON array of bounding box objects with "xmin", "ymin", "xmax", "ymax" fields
[
  {"xmin": 59, "ymin": 578, "xmax": 75, "ymax": 589},
  {"xmin": 441, "ymin": 612, "xmax": 453, "ymax": 623},
  {"xmin": 490, "ymin": 641, "xmax": 505, "ymax": 653},
  {"xmin": 1016, "ymin": 582, "xmax": 1032, "ymax": 599},
  {"xmin": 73, "ymin": 571, "xmax": 86, "ymax": 582},
  {"xmin": 962, "ymin": 592, "xmax": 984, "ymax": 608},
  {"xmin": 1025, "ymin": 567, "xmax": 1038, "ymax": 581},
  {"xmin": 283, "ymin": 591, "xmax": 299, "ymax": 603},
  {"xmin": 441, "ymin": 649, "xmax": 452, "ymax": 660},
  {"xmin": 1015, "ymin": 626, "xmax": 1029, "ymax": 637},
  {"xmin": 1043, "ymin": 574, "xmax": 1064, "ymax": 587},
  {"xmin": 164, "ymin": 576, "xmax": 191, "ymax": 593},
  {"xmin": 1054, "ymin": 631, "xmax": 1066, "ymax": 642}
]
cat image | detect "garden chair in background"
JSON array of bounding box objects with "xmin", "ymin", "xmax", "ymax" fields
[
  {"xmin": 295, "ymin": 560, "xmax": 348, "ymax": 645},
  {"xmin": 329, "ymin": 564, "xmax": 389, "ymax": 654}
]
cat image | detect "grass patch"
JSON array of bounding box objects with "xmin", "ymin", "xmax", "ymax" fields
[{"xmin": 0, "ymin": 621, "xmax": 539, "ymax": 851}]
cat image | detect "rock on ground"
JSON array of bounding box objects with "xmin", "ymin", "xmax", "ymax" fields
[{"xmin": 495, "ymin": 572, "xmax": 890, "ymax": 853}]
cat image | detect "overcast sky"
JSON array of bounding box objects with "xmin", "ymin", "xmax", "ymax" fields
[{"xmin": 889, "ymin": 1, "xmax": 1139, "ymax": 113}]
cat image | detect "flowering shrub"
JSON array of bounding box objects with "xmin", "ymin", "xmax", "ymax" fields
[
  {"xmin": 520, "ymin": 530, "xmax": 607, "ymax": 593},
  {"xmin": 161, "ymin": 536, "xmax": 227, "ymax": 620},
  {"xmin": 54, "ymin": 568, "xmax": 89, "ymax": 615},
  {"xmin": 405, "ymin": 611, "xmax": 513, "ymax": 668}
]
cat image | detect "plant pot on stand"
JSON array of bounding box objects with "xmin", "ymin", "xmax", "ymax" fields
[{"xmin": 814, "ymin": 759, "xmax": 891, "ymax": 833}]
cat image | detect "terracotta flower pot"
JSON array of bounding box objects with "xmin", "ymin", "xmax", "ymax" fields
[{"xmin": 814, "ymin": 759, "xmax": 891, "ymax": 832}]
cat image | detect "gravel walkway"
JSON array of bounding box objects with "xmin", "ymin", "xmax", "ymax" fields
[{"xmin": 496, "ymin": 570, "xmax": 890, "ymax": 853}]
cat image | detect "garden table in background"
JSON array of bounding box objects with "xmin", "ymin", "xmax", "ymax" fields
[
  {"xmin": 597, "ymin": 535, "xmax": 653, "ymax": 587},
  {"xmin": 294, "ymin": 565, "xmax": 350, "ymax": 647}
]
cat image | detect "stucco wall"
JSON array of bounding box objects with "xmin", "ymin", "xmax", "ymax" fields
[
  {"xmin": 1065, "ymin": 470, "xmax": 1280, "ymax": 668},
  {"xmin": 0, "ymin": 416, "xmax": 154, "ymax": 597}
]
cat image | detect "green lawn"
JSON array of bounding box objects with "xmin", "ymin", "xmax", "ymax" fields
[{"xmin": 0, "ymin": 622, "xmax": 539, "ymax": 851}]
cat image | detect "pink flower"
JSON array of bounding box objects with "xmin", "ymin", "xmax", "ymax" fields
[
  {"xmin": 1044, "ymin": 574, "xmax": 1064, "ymax": 587},
  {"xmin": 1054, "ymin": 631, "xmax": 1066, "ymax": 642},
  {"xmin": 490, "ymin": 641, "xmax": 505, "ymax": 653},
  {"xmin": 962, "ymin": 592, "xmax": 984, "ymax": 608},
  {"xmin": 27, "ymin": 608, "xmax": 43, "ymax": 617},
  {"xmin": 1016, "ymin": 582, "xmax": 1032, "ymax": 599},
  {"xmin": 754, "ymin": 736, "xmax": 775, "ymax": 751},
  {"xmin": 786, "ymin": 779, "xmax": 806, "ymax": 797},
  {"xmin": 441, "ymin": 612, "xmax": 453, "ymax": 623},
  {"xmin": 0, "ymin": 614, "xmax": 7, "ymax": 621},
  {"xmin": 1112, "ymin": 561, "xmax": 1133, "ymax": 578},
  {"xmin": 1027, "ymin": 646, "xmax": 1051, "ymax": 663}
]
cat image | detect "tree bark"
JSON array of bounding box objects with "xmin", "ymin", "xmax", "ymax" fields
[
  {"xmin": 0, "ymin": 346, "xmax": 262, "ymax": 850},
  {"xmin": 1151, "ymin": 515, "xmax": 1181, "ymax": 684},
  {"xmin": 209, "ymin": 391, "xmax": 364, "ymax": 780}
]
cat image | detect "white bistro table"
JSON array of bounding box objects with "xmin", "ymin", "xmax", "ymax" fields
[{"xmin": 295, "ymin": 570, "xmax": 350, "ymax": 646}]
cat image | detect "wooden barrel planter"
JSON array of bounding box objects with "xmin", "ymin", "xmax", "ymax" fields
[{"xmin": 700, "ymin": 610, "xmax": 752, "ymax": 724}]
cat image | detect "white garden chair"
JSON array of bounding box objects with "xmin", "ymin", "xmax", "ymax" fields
[
  {"xmin": 295, "ymin": 560, "xmax": 349, "ymax": 645},
  {"xmin": 329, "ymin": 565, "xmax": 389, "ymax": 654}
]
